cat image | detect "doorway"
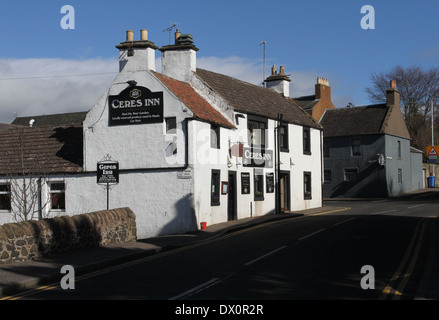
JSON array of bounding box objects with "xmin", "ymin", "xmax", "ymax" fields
[
  {"xmin": 279, "ymin": 171, "xmax": 290, "ymax": 212},
  {"xmin": 228, "ymin": 171, "xmax": 237, "ymax": 221}
]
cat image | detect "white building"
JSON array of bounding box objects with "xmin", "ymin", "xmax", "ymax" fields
[{"xmin": 0, "ymin": 29, "xmax": 323, "ymax": 239}]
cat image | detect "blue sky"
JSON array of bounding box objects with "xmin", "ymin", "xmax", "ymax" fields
[{"xmin": 0, "ymin": 0, "xmax": 438, "ymax": 122}]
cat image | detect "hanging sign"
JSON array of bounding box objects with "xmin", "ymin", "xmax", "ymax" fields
[{"xmin": 108, "ymin": 86, "xmax": 163, "ymax": 126}]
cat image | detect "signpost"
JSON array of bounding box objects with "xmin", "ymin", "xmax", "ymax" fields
[{"xmin": 97, "ymin": 155, "xmax": 119, "ymax": 210}]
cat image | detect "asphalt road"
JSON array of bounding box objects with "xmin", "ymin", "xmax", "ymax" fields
[{"xmin": 12, "ymin": 192, "xmax": 439, "ymax": 303}]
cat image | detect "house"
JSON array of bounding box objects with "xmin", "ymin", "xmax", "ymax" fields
[
  {"xmin": 294, "ymin": 76, "xmax": 335, "ymax": 122},
  {"xmin": 0, "ymin": 28, "xmax": 323, "ymax": 239},
  {"xmin": 320, "ymin": 80, "xmax": 424, "ymax": 198}
]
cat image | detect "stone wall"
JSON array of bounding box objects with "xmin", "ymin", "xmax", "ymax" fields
[{"xmin": 0, "ymin": 207, "xmax": 136, "ymax": 264}]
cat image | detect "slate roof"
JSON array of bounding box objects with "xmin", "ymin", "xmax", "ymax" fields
[
  {"xmin": 320, "ymin": 104, "xmax": 389, "ymax": 137},
  {"xmin": 154, "ymin": 72, "xmax": 235, "ymax": 129},
  {"xmin": 0, "ymin": 125, "xmax": 83, "ymax": 175},
  {"xmin": 11, "ymin": 111, "xmax": 88, "ymax": 127},
  {"xmin": 195, "ymin": 68, "xmax": 321, "ymax": 129},
  {"xmin": 293, "ymin": 95, "xmax": 320, "ymax": 115}
]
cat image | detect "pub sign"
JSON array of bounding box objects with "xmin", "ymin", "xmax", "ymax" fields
[{"xmin": 108, "ymin": 86, "xmax": 164, "ymax": 126}]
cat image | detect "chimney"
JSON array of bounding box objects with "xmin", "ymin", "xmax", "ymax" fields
[
  {"xmin": 386, "ymin": 80, "xmax": 400, "ymax": 107},
  {"xmin": 265, "ymin": 65, "xmax": 291, "ymax": 97},
  {"xmin": 115, "ymin": 29, "xmax": 158, "ymax": 72},
  {"xmin": 315, "ymin": 77, "xmax": 331, "ymax": 101},
  {"xmin": 159, "ymin": 29, "xmax": 199, "ymax": 82}
]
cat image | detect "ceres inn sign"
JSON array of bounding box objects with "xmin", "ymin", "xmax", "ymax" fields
[{"xmin": 109, "ymin": 86, "xmax": 164, "ymax": 126}]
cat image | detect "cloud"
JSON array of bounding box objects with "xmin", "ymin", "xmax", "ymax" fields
[
  {"xmin": 0, "ymin": 58, "xmax": 118, "ymax": 123},
  {"xmin": 0, "ymin": 55, "xmax": 331, "ymax": 124}
]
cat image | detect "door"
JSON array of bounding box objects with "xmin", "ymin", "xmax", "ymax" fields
[
  {"xmin": 228, "ymin": 171, "xmax": 237, "ymax": 221},
  {"xmin": 280, "ymin": 172, "xmax": 290, "ymax": 212}
]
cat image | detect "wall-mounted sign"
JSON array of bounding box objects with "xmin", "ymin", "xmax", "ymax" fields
[
  {"xmin": 266, "ymin": 172, "xmax": 274, "ymax": 193},
  {"xmin": 108, "ymin": 86, "xmax": 163, "ymax": 126},
  {"xmin": 241, "ymin": 172, "xmax": 250, "ymax": 194},
  {"xmin": 243, "ymin": 147, "xmax": 273, "ymax": 168},
  {"xmin": 97, "ymin": 162, "xmax": 119, "ymax": 184}
]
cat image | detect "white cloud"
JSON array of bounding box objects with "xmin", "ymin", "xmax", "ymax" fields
[
  {"xmin": 0, "ymin": 58, "xmax": 118, "ymax": 123},
  {"xmin": 0, "ymin": 55, "xmax": 335, "ymax": 124}
]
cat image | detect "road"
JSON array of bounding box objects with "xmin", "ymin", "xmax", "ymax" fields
[{"xmin": 6, "ymin": 192, "xmax": 439, "ymax": 303}]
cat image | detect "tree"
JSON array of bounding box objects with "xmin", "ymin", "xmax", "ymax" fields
[{"xmin": 365, "ymin": 65, "xmax": 439, "ymax": 150}]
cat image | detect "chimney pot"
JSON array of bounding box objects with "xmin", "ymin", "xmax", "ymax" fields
[
  {"xmin": 271, "ymin": 65, "xmax": 277, "ymax": 76},
  {"xmin": 279, "ymin": 66, "xmax": 286, "ymax": 76},
  {"xmin": 140, "ymin": 29, "xmax": 148, "ymax": 41},
  {"xmin": 126, "ymin": 30, "xmax": 134, "ymax": 42},
  {"xmin": 175, "ymin": 29, "xmax": 181, "ymax": 44},
  {"xmin": 390, "ymin": 80, "xmax": 396, "ymax": 88}
]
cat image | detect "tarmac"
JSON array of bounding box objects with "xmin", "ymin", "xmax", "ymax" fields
[{"xmin": 0, "ymin": 200, "xmax": 438, "ymax": 300}]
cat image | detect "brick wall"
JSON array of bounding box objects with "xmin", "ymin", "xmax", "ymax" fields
[{"xmin": 0, "ymin": 207, "xmax": 136, "ymax": 264}]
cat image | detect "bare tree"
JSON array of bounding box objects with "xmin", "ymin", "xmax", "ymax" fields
[
  {"xmin": 365, "ymin": 65, "xmax": 439, "ymax": 150},
  {"xmin": 1, "ymin": 127, "xmax": 53, "ymax": 221}
]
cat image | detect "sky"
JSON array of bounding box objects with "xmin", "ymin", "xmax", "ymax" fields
[{"xmin": 0, "ymin": 0, "xmax": 438, "ymax": 123}]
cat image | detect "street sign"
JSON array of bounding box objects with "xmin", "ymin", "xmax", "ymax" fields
[{"xmin": 427, "ymin": 146, "xmax": 439, "ymax": 163}]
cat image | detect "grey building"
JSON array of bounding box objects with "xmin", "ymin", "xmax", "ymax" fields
[{"xmin": 321, "ymin": 81, "xmax": 424, "ymax": 198}]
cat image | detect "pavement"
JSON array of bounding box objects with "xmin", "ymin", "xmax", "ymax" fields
[{"xmin": 0, "ymin": 198, "xmax": 438, "ymax": 300}]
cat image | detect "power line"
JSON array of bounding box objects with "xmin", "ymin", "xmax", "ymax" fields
[{"xmin": 0, "ymin": 72, "xmax": 118, "ymax": 81}]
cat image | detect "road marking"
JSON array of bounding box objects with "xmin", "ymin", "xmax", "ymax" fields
[
  {"xmin": 379, "ymin": 219, "xmax": 426, "ymax": 300},
  {"xmin": 169, "ymin": 278, "xmax": 220, "ymax": 300},
  {"xmin": 309, "ymin": 207, "xmax": 351, "ymax": 216},
  {"xmin": 297, "ymin": 228, "xmax": 326, "ymax": 241},
  {"xmin": 371, "ymin": 209, "xmax": 397, "ymax": 215},
  {"xmin": 334, "ymin": 217, "xmax": 356, "ymax": 226},
  {"xmin": 244, "ymin": 246, "xmax": 287, "ymax": 266},
  {"xmin": 407, "ymin": 203, "xmax": 426, "ymax": 209}
]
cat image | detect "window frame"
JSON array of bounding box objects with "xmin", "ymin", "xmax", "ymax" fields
[
  {"xmin": 303, "ymin": 127, "xmax": 311, "ymax": 155},
  {"xmin": 48, "ymin": 181, "xmax": 66, "ymax": 211},
  {"xmin": 344, "ymin": 168, "xmax": 359, "ymax": 182},
  {"xmin": 210, "ymin": 125, "xmax": 221, "ymax": 149},
  {"xmin": 279, "ymin": 124, "xmax": 289, "ymax": 152},
  {"xmin": 211, "ymin": 170, "xmax": 221, "ymax": 206},
  {"xmin": 248, "ymin": 117, "xmax": 267, "ymax": 150},
  {"xmin": 304, "ymin": 171, "xmax": 312, "ymax": 200},
  {"xmin": 0, "ymin": 183, "xmax": 11, "ymax": 212},
  {"xmin": 351, "ymin": 138, "xmax": 361, "ymax": 157},
  {"xmin": 165, "ymin": 117, "xmax": 177, "ymax": 135}
]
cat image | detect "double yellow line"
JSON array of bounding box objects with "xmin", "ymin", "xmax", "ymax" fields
[{"xmin": 379, "ymin": 219, "xmax": 427, "ymax": 300}]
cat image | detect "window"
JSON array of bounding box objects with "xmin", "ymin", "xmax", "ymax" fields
[
  {"xmin": 165, "ymin": 117, "xmax": 177, "ymax": 134},
  {"xmin": 398, "ymin": 169, "xmax": 403, "ymax": 184},
  {"xmin": 344, "ymin": 168, "xmax": 359, "ymax": 182},
  {"xmin": 211, "ymin": 170, "xmax": 220, "ymax": 206},
  {"xmin": 279, "ymin": 125, "xmax": 289, "ymax": 152},
  {"xmin": 352, "ymin": 139, "xmax": 361, "ymax": 156},
  {"xmin": 304, "ymin": 172, "xmax": 312, "ymax": 199},
  {"xmin": 303, "ymin": 127, "xmax": 311, "ymax": 154},
  {"xmin": 323, "ymin": 139, "xmax": 330, "ymax": 158},
  {"xmin": 254, "ymin": 169, "xmax": 264, "ymax": 201},
  {"xmin": 324, "ymin": 170, "xmax": 332, "ymax": 184},
  {"xmin": 0, "ymin": 183, "xmax": 11, "ymax": 211},
  {"xmin": 49, "ymin": 182, "xmax": 65, "ymax": 211},
  {"xmin": 210, "ymin": 125, "xmax": 220, "ymax": 149},
  {"xmin": 248, "ymin": 119, "xmax": 266, "ymax": 149},
  {"xmin": 398, "ymin": 141, "xmax": 402, "ymax": 159}
]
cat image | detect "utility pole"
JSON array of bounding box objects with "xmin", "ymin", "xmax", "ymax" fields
[{"xmin": 260, "ymin": 41, "xmax": 266, "ymax": 87}]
